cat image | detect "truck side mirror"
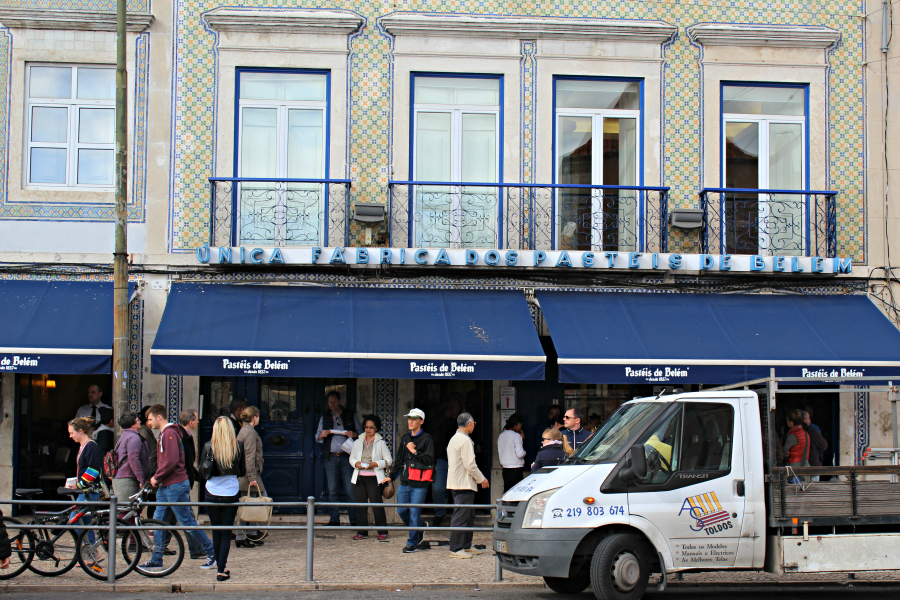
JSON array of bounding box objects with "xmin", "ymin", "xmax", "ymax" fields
[{"xmin": 619, "ymin": 445, "xmax": 648, "ymax": 483}]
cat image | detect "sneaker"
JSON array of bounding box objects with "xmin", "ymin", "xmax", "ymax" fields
[
  {"xmin": 377, "ymin": 534, "xmax": 388, "ymax": 541},
  {"xmin": 200, "ymin": 557, "xmax": 217, "ymax": 569},
  {"xmin": 449, "ymin": 549, "xmax": 473, "ymax": 559},
  {"xmin": 353, "ymin": 534, "xmax": 367, "ymax": 540},
  {"xmin": 465, "ymin": 547, "xmax": 484, "ymax": 555},
  {"xmin": 139, "ymin": 559, "xmax": 163, "ymax": 571},
  {"xmin": 401, "ymin": 545, "xmax": 417, "ymax": 554}
]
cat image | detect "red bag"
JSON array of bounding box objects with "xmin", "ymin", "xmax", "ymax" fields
[{"xmin": 407, "ymin": 467, "xmax": 434, "ymax": 483}]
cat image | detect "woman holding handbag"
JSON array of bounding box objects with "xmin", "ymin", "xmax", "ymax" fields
[
  {"xmin": 349, "ymin": 415, "xmax": 392, "ymax": 540},
  {"xmin": 235, "ymin": 406, "xmax": 265, "ymax": 547},
  {"xmin": 199, "ymin": 416, "xmax": 246, "ymax": 582}
]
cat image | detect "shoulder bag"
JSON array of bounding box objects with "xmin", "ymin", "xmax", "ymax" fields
[{"xmin": 237, "ymin": 482, "xmax": 273, "ymax": 523}]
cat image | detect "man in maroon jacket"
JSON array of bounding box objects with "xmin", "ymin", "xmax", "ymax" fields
[{"xmin": 140, "ymin": 404, "xmax": 216, "ymax": 570}]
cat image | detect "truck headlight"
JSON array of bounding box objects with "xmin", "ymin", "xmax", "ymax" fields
[{"xmin": 521, "ymin": 488, "xmax": 559, "ymax": 529}]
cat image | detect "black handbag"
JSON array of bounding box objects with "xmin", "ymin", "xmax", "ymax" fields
[{"xmin": 198, "ymin": 445, "xmax": 215, "ymax": 480}]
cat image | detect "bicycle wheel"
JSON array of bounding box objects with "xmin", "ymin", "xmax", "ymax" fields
[
  {"xmin": 76, "ymin": 518, "xmax": 140, "ymax": 580},
  {"xmin": 0, "ymin": 517, "xmax": 35, "ymax": 579},
  {"xmin": 129, "ymin": 518, "xmax": 184, "ymax": 578},
  {"xmin": 28, "ymin": 524, "xmax": 78, "ymax": 576}
]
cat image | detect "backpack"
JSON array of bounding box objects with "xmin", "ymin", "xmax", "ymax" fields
[{"xmin": 103, "ymin": 436, "xmax": 127, "ymax": 479}]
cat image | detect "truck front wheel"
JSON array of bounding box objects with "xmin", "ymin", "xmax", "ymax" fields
[
  {"xmin": 589, "ymin": 533, "xmax": 649, "ymax": 600},
  {"xmin": 543, "ymin": 569, "xmax": 590, "ymax": 595}
]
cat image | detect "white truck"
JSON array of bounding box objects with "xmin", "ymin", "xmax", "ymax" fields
[{"xmin": 494, "ymin": 385, "xmax": 900, "ymax": 600}]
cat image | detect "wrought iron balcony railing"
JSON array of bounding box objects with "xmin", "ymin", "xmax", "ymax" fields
[
  {"xmin": 388, "ymin": 181, "xmax": 670, "ymax": 252},
  {"xmin": 209, "ymin": 177, "xmax": 352, "ymax": 247},
  {"xmin": 698, "ymin": 188, "xmax": 837, "ymax": 257}
]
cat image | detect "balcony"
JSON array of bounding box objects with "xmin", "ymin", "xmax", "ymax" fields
[
  {"xmin": 209, "ymin": 177, "xmax": 351, "ymax": 247},
  {"xmin": 387, "ymin": 181, "xmax": 670, "ymax": 252},
  {"xmin": 698, "ymin": 188, "xmax": 837, "ymax": 257}
]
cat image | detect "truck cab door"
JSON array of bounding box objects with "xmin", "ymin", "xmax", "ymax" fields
[{"xmin": 626, "ymin": 400, "xmax": 747, "ymax": 569}]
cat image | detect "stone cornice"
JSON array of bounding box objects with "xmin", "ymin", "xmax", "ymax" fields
[
  {"xmin": 0, "ymin": 9, "xmax": 153, "ymax": 32},
  {"xmin": 691, "ymin": 24, "xmax": 840, "ymax": 49},
  {"xmin": 204, "ymin": 10, "xmax": 363, "ymax": 36},
  {"xmin": 381, "ymin": 15, "xmax": 677, "ymax": 44}
]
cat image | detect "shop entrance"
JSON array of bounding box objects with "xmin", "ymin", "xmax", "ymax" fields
[
  {"xmin": 199, "ymin": 377, "xmax": 356, "ymax": 505},
  {"xmin": 14, "ymin": 373, "xmax": 112, "ymax": 500}
]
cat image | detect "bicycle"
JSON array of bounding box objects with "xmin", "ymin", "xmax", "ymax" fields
[
  {"xmin": 118, "ymin": 485, "xmax": 184, "ymax": 578},
  {"xmin": 0, "ymin": 514, "xmax": 35, "ymax": 580}
]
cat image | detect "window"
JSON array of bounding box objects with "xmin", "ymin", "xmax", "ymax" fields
[
  {"xmin": 722, "ymin": 83, "xmax": 807, "ymax": 255},
  {"xmin": 237, "ymin": 70, "xmax": 328, "ymax": 246},
  {"xmin": 680, "ymin": 403, "xmax": 733, "ymax": 472},
  {"xmin": 25, "ymin": 64, "xmax": 115, "ymax": 188},
  {"xmin": 412, "ymin": 75, "xmax": 501, "ymax": 248},
  {"xmin": 638, "ymin": 406, "xmax": 681, "ymax": 484},
  {"xmin": 555, "ymin": 78, "xmax": 641, "ymax": 251}
]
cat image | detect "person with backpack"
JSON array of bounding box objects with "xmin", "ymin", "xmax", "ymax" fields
[
  {"xmin": 381, "ymin": 408, "xmax": 434, "ymax": 554},
  {"xmin": 110, "ymin": 410, "xmax": 148, "ymax": 499}
]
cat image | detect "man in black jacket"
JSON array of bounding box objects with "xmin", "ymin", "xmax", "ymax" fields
[{"xmin": 382, "ymin": 408, "xmax": 434, "ymax": 553}]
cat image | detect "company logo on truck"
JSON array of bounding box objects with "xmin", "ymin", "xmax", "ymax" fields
[{"xmin": 679, "ymin": 491, "xmax": 734, "ymax": 534}]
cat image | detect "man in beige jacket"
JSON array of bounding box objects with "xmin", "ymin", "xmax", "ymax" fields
[{"xmin": 446, "ymin": 412, "xmax": 489, "ymax": 559}]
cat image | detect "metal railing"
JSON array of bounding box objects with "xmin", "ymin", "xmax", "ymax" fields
[
  {"xmin": 388, "ymin": 181, "xmax": 670, "ymax": 252},
  {"xmin": 698, "ymin": 188, "xmax": 837, "ymax": 257},
  {"xmin": 209, "ymin": 177, "xmax": 352, "ymax": 248},
  {"xmin": 3, "ymin": 495, "xmax": 500, "ymax": 584}
]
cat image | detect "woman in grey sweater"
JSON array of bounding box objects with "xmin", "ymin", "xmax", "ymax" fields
[{"xmin": 235, "ymin": 406, "xmax": 265, "ymax": 547}]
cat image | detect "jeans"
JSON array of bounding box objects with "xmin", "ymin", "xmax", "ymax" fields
[
  {"xmin": 324, "ymin": 454, "xmax": 357, "ymax": 525},
  {"xmin": 354, "ymin": 475, "xmax": 387, "ymax": 536},
  {"xmin": 206, "ymin": 492, "xmax": 239, "ymax": 573},
  {"xmin": 432, "ymin": 459, "xmax": 449, "ymax": 518},
  {"xmin": 71, "ymin": 492, "xmax": 99, "ymax": 545},
  {"xmin": 449, "ymin": 490, "xmax": 475, "ymax": 552},
  {"xmin": 152, "ymin": 479, "xmax": 214, "ymax": 563},
  {"xmin": 396, "ymin": 483, "xmax": 428, "ymax": 547}
]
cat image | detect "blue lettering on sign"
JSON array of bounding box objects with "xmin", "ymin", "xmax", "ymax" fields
[
  {"xmin": 720, "ymin": 254, "xmax": 731, "ymax": 271},
  {"xmin": 605, "ymin": 252, "xmax": 618, "ymax": 268},
  {"xmin": 357, "ymin": 248, "xmax": 370, "ymax": 264},
  {"xmin": 792, "ymin": 256, "xmax": 803, "ymax": 272},
  {"xmin": 773, "ymin": 256, "xmax": 785, "ymax": 272},
  {"xmin": 629, "ymin": 253, "xmax": 642, "ymax": 268},
  {"xmin": 380, "ymin": 248, "xmax": 392, "ymax": 264},
  {"xmin": 197, "ymin": 244, "xmax": 210, "ymax": 263},
  {"xmin": 506, "ymin": 250, "xmax": 518, "ymax": 266},
  {"xmin": 239, "ymin": 247, "xmax": 246, "ymax": 263},
  {"xmin": 835, "ymin": 257, "xmax": 852, "ymax": 273},
  {"xmin": 669, "ymin": 254, "xmax": 682, "ymax": 269},
  {"xmin": 485, "ymin": 250, "xmax": 501, "ymax": 266},
  {"xmin": 401, "ymin": 248, "xmax": 406, "ymax": 264},
  {"xmin": 556, "ymin": 251, "xmax": 572, "ymax": 267},
  {"xmin": 750, "ymin": 255, "xmax": 765, "ymax": 271},
  {"xmin": 434, "ymin": 248, "xmax": 450, "ymax": 266},
  {"xmin": 812, "ymin": 257, "xmax": 824, "ymax": 272},
  {"xmin": 312, "ymin": 247, "xmax": 323, "ymax": 263},
  {"xmin": 415, "ymin": 249, "xmax": 428, "ymax": 265},
  {"xmin": 535, "ymin": 251, "xmax": 547, "ymax": 266},
  {"xmin": 700, "ymin": 254, "xmax": 714, "ymax": 270},
  {"xmin": 466, "ymin": 249, "xmax": 478, "ymax": 265},
  {"xmin": 218, "ymin": 247, "xmax": 232, "ymax": 264},
  {"xmin": 330, "ymin": 247, "xmax": 346, "ymax": 264},
  {"xmin": 652, "ymin": 253, "xmax": 659, "ymax": 269},
  {"xmin": 582, "ymin": 252, "xmax": 594, "ymax": 267},
  {"xmin": 269, "ymin": 248, "xmax": 284, "ymax": 264},
  {"xmin": 249, "ymin": 248, "xmax": 264, "ymax": 264}
]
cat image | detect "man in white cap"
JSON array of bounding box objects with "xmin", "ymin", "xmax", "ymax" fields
[{"xmin": 382, "ymin": 408, "xmax": 435, "ymax": 553}]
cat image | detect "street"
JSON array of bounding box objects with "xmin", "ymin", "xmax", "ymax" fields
[{"xmin": 8, "ymin": 586, "xmax": 900, "ymax": 600}]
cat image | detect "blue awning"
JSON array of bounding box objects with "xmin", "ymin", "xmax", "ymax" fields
[
  {"xmin": 538, "ymin": 292, "xmax": 900, "ymax": 384},
  {"xmin": 0, "ymin": 280, "xmax": 124, "ymax": 374},
  {"xmin": 151, "ymin": 284, "xmax": 545, "ymax": 380}
]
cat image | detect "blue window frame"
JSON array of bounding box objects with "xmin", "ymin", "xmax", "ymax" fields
[
  {"xmin": 720, "ymin": 81, "xmax": 810, "ymax": 255},
  {"xmin": 409, "ymin": 72, "xmax": 504, "ymax": 248},
  {"xmin": 233, "ymin": 68, "xmax": 331, "ymax": 246},
  {"xmin": 552, "ymin": 76, "xmax": 644, "ymax": 251}
]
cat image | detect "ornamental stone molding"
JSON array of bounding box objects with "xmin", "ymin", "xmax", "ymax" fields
[
  {"xmin": 0, "ymin": 9, "xmax": 153, "ymax": 32},
  {"xmin": 381, "ymin": 14, "xmax": 677, "ymax": 44},
  {"xmin": 690, "ymin": 24, "xmax": 840, "ymax": 49},
  {"xmin": 204, "ymin": 10, "xmax": 363, "ymax": 36}
]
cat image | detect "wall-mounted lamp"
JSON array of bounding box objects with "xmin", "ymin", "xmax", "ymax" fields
[
  {"xmin": 351, "ymin": 202, "xmax": 386, "ymax": 223},
  {"xmin": 46, "ymin": 380, "xmax": 56, "ymax": 388}
]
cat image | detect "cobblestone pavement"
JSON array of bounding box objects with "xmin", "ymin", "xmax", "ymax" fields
[{"xmin": 5, "ymin": 525, "xmax": 900, "ymax": 589}]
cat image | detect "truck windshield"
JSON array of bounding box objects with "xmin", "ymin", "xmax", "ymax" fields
[{"xmin": 570, "ymin": 402, "xmax": 666, "ymax": 464}]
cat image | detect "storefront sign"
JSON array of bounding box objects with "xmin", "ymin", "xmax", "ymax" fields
[
  {"xmin": 561, "ymin": 363, "xmax": 894, "ymax": 385},
  {"xmin": 0, "ymin": 352, "xmax": 111, "ymax": 374},
  {"xmin": 196, "ymin": 245, "xmax": 852, "ymax": 274}
]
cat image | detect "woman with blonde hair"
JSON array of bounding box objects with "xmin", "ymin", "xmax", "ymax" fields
[
  {"xmin": 531, "ymin": 428, "xmax": 573, "ymax": 473},
  {"xmin": 199, "ymin": 416, "xmax": 246, "ymax": 581}
]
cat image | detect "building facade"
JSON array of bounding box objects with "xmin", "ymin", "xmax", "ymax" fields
[{"xmin": 0, "ymin": 0, "xmax": 899, "ymax": 505}]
